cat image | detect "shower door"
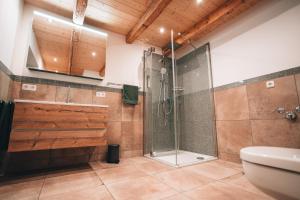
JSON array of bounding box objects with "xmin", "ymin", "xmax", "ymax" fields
[
  {"xmin": 143, "ymin": 51, "xmax": 176, "ymax": 160},
  {"xmin": 143, "ymin": 42, "xmax": 217, "ymax": 166}
]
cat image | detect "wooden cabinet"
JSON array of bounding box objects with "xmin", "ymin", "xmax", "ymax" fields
[{"xmin": 8, "ymin": 102, "xmax": 108, "ymax": 152}]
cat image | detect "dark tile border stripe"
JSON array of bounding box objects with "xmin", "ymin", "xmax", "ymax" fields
[
  {"xmin": 2, "ymin": 60, "xmax": 300, "ymax": 94},
  {"xmin": 214, "ymin": 66, "xmax": 300, "ymax": 91}
]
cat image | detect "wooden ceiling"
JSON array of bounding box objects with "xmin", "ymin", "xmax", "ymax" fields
[
  {"xmin": 32, "ymin": 15, "xmax": 106, "ymax": 76},
  {"xmin": 25, "ymin": 0, "xmax": 261, "ymax": 51}
]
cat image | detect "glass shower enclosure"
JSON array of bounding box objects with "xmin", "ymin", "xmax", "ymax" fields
[{"xmin": 143, "ymin": 31, "xmax": 217, "ymax": 167}]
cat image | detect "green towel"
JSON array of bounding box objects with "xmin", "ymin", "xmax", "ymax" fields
[{"xmin": 122, "ymin": 84, "xmax": 138, "ymax": 105}]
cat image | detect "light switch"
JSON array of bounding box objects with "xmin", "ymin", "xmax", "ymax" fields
[
  {"xmin": 266, "ymin": 80, "xmax": 275, "ymax": 88},
  {"xmin": 96, "ymin": 91, "xmax": 106, "ymax": 97},
  {"xmin": 22, "ymin": 84, "xmax": 37, "ymax": 91}
]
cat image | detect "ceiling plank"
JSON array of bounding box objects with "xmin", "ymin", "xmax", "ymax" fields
[
  {"xmin": 126, "ymin": 0, "xmax": 172, "ymax": 44},
  {"xmin": 163, "ymin": 0, "xmax": 260, "ymax": 54},
  {"xmin": 73, "ymin": 0, "xmax": 88, "ymax": 25}
]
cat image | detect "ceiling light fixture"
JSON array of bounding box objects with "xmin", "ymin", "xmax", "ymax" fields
[
  {"xmin": 159, "ymin": 27, "xmax": 165, "ymax": 34},
  {"xmin": 33, "ymin": 11, "xmax": 108, "ymax": 37},
  {"xmin": 196, "ymin": 0, "xmax": 203, "ymax": 4},
  {"xmin": 92, "ymin": 52, "xmax": 96, "ymax": 57},
  {"xmin": 53, "ymin": 57, "xmax": 57, "ymax": 62}
]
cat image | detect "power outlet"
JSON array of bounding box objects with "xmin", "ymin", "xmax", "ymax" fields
[
  {"xmin": 266, "ymin": 80, "xmax": 275, "ymax": 88},
  {"xmin": 96, "ymin": 91, "xmax": 106, "ymax": 98},
  {"xmin": 22, "ymin": 84, "xmax": 37, "ymax": 91}
]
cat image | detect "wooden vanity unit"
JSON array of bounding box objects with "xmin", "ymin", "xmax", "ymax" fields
[{"xmin": 8, "ymin": 100, "xmax": 108, "ymax": 152}]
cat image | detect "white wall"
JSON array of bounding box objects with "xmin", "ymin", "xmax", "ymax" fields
[
  {"xmin": 11, "ymin": 4, "xmax": 160, "ymax": 90},
  {"xmin": 176, "ymin": 0, "xmax": 300, "ymax": 87},
  {"xmin": 0, "ymin": 0, "xmax": 23, "ymax": 69}
]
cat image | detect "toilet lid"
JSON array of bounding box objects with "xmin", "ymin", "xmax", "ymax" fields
[{"xmin": 240, "ymin": 146, "xmax": 300, "ymax": 173}]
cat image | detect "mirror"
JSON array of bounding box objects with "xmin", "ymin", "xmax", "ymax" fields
[{"xmin": 26, "ymin": 12, "xmax": 107, "ymax": 80}]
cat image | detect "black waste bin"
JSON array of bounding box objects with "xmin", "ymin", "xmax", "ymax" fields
[{"xmin": 107, "ymin": 144, "xmax": 120, "ymax": 163}]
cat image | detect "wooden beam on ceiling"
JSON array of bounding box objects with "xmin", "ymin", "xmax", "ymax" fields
[
  {"xmin": 126, "ymin": 0, "xmax": 172, "ymax": 44},
  {"xmin": 163, "ymin": 0, "xmax": 260, "ymax": 54},
  {"xmin": 73, "ymin": 0, "xmax": 88, "ymax": 25}
]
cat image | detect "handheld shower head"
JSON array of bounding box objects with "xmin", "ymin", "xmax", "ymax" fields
[{"xmin": 160, "ymin": 67, "xmax": 167, "ymax": 75}]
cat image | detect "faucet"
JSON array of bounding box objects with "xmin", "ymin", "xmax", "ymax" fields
[{"xmin": 276, "ymin": 107, "xmax": 298, "ymax": 121}]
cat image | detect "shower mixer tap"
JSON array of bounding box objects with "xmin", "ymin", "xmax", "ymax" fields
[{"xmin": 276, "ymin": 107, "xmax": 297, "ymax": 121}]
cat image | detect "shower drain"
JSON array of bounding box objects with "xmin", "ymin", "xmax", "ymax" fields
[{"xmin": 196, "ymin": 156, "xmax": 205, "ymax": 160}]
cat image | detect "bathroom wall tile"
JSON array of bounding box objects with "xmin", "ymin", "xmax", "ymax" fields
[
  {"xmin": 19, "ymin": 83, "xmax": 56, "ymax": 101},
  {"xmin": 11, "ymin": 81, "xmax": 21, "ymax": 100},
  {"xmin": 122, "ymin": 95, "xmax": 143, "ymax": 121},
  {"xmin": 55, "ymin": 86, "xmax": 69, "ymax": 102},
  {"xmin": 218, "ymin": 152, "xmax": 242, "ymax": 163},
  {"xmin": 214, "ymin": 85, "xmax": 249, "ymax": 120},
  {"xmin": 93, "ymin": 91, "xmax": 122, "ymax": 121},
  {"xmin": 247, "ymin": 75, "xmax": 299, "ymax": 120},
  {"xmin": 251, "ymin": 119, "xmax": 300, "ymax": 148},
  {"xmin": 107, "ymin": 122, "xmax": 122, "ymax": 145},
  {"xmin": 121, "ymin": 121, "xmax": 143, "ymax": 151},
  {"xmin": 68, "ymin": 87, "xmax": 93, "ymax": 104},
  {"xmin": 121, "ymin": 150, "xmax": 143, "ymax": 158},
  {"xmin": 216, "ymin": 120, "xmax": 252, "ymax": 155}
]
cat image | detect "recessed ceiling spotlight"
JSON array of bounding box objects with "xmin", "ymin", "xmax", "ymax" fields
[
  {"xmin": 196, "ymin": 0, "xmax": 203, "ymax": 4},
  {"xmin": 55, "ymin": 70, "xmax": 58, "ymax": 73},
  {"xmin": 53, "ymin": 57, "xmax": 57, "ymax": 62},
  {"xmin": 178, "ymin": 32, "xmax": 181, "ymax": 36},
  {"xmin": 92, "ymin": 52, "xmax": 96, "ymax": 57},
  {"xmin": 159, "ymin": 27, "xmax": 165, "ymax": 34}
]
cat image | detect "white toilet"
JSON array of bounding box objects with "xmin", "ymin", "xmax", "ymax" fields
[{"xmin": 240, "ymin": 146, "xmax": 300, "ymax": 200}]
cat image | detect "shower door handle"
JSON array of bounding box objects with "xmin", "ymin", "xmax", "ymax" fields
[
  {"xmin": 146, "ymin": 75, "xmax": 151, "ymax": 88},
  {"xmin": 172, "ymin": 87, "xmax": 184, "ymax": 91}
]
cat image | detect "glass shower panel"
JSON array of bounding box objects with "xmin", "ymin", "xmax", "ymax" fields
[
  {"xmin": 176, "ymin": 44, "xmax": 217, "ymax": 157},
  {"xmin": 143, "ymin": 51, "xmax": 175, "ymax": 158}
]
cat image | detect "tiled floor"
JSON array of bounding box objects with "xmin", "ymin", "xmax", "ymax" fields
[{"xmin": 0, "ymin": 157, "xmax": 276, "ymax": 200}]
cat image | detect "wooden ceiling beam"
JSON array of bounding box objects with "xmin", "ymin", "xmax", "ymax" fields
[
  {"xmin": 73, "ymin": 0, "xmax": 88, "ymax": 25},
  {"xmin": 126, "ymin": 0, "xmax": 172, "ymax": 44},
  {"xmin": 163, "ymin": 0, "xmax": 260, "ymax": 54}
]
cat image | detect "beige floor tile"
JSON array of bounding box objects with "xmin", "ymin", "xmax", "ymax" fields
[
  {"xmin": 135, "ymin": 160, "xmax": 174, "ymax": 175},
  {"xmin": 106, "ymin": 176, "xmax": 177, "ymax": 200},
  {"xmin": 155, "ymin": 168, "xmax": 214, "ymax": 192},
  {"xmin": 39, "ymin": 185, "xmax": 113, "ymax": 200},
  {"xmin": 186, "ymin": 161, "xmax": 240, "ymax": 180},
  {"xmin": 220, "ymin": 173, "xmax": 275, "ymax": 199},
  {"xmin": 214, "ymin": 159, "xmax": 243, "ymax": 171},
  {"xmin": 162, "ymin": 193, "xmax": 191, "ymax": 200},
  {"xmin": 184, "ymin": 181, "xmax": 271, "ymax": 200},
  {"xmin": 89, "ymin": 159, "xmax": 133, "ymax": 170},
  {"xmin": 96, "ymin": 165, "xmax": 147, "ymax": 184},
  {"xmin": 128, "ymin": 156, "xmax": 154, "ymax": 164},
  {"xmin": 40, "ymin": 171, "xmax": 102, "ymax": 198},
  {"xmin": 0, "ymin": 178, "xmax": 44, "ymax": 200}
]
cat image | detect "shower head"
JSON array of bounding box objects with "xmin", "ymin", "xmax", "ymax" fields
[{"xmin": 160, "ymin": 67, "xmax": 167, "ymax": 75}]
